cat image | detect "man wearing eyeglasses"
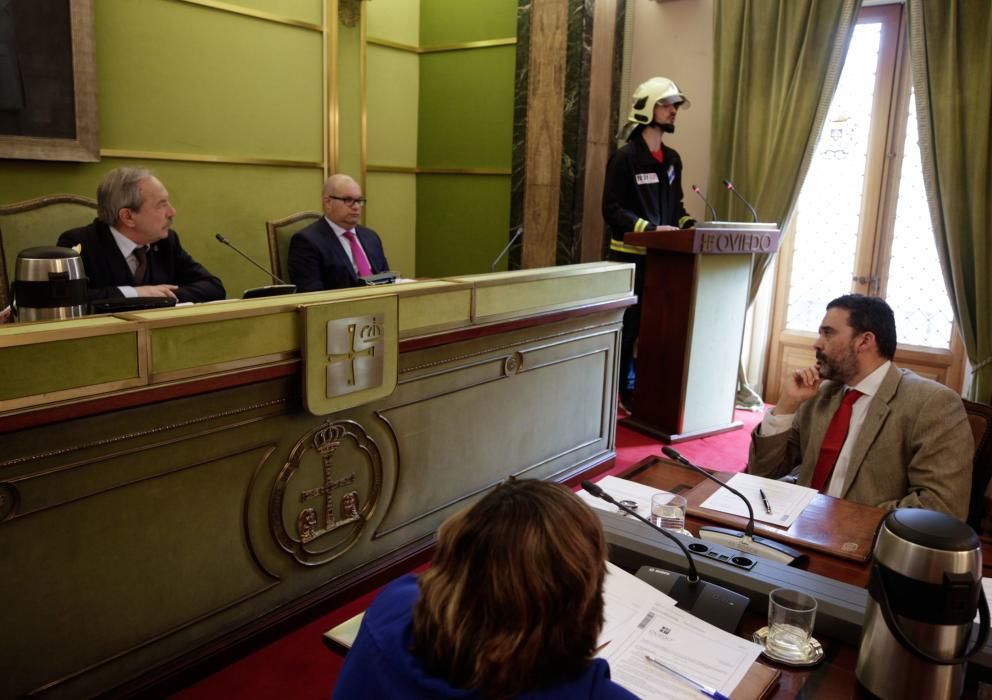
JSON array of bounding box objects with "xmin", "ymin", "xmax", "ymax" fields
[{"xmin": 288, "ymin": 174, "xmax": 389, "ymax": 291}]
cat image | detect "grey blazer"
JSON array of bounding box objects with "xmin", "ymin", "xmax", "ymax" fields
[{"xmin": 747, "ymin": 364, "xmax": 973, "ymax": 519}]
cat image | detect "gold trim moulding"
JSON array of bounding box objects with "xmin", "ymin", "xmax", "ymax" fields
[
  {"xmin": 149, "ymin": 352, "xmax": 300, "ymax": 385},
  {"xmin": 367, "ymin": 165, "xmax": 511, "ymax": 176},
  {"xmin": 169, "ymin": 0, "xmax": 323, "ymax": 32},
  {"xmin": 366, "ymin": 37, "xmax": 516, "ymax": 54},
  {"xmin": 0, "ymin": 376, "xmax": 149, "ymax": 416},
  {"xmin": 100, "ymin": 149, "xmax": 322, "ymax": 169}
]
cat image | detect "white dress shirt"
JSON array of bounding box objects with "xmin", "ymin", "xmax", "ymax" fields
[
  {"xmin": 760, "ymin": 360, "xmax": 892, "ymax": 496},
  {"xmin": 109, "ymin": 226, "xmax": 144, "ymax": 298}
]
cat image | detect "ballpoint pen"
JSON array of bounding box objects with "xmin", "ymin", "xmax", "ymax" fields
[
  {"xmin": 759, "ymin": 488, "xmax": 773, "ymax": 515},
  {"xmin": 644, "ymin": 655, "xmax": 730, "ymax": 700}
]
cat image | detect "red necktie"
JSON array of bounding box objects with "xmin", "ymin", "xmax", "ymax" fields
[
  {"xmin": 343, "ymin": 230, "xmax": 373, "ymax": 277},
  {"xmin": 810, "ymin": 389, "xmax": 864, "ymax": 492}
]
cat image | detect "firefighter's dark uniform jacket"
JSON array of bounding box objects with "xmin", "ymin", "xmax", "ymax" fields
[{"xmin": 602, "ymin": 136, "xmax": 694, "ymax": 257}]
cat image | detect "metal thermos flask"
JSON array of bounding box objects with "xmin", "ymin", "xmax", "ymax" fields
[
  {"xmin": 10, "ymin": 246, "xmax": 88, "ymax": 322},
  {"xmin": 856, "ymin": 509, "xmax": 989, "ymax": 699}
]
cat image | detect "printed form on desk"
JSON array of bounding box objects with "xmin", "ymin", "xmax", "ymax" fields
[
  {"xmin": 598, "ymin": 563, "xmax": 762, "ymax": 699},
  {"xmin": 578, "ymin": 475, "xmax": 669, "ymax": 516},
  {"xmin": 700, "ymin": 473, "xmax": 817, "ymax": 528}
]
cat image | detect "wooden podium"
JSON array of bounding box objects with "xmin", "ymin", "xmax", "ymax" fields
[{"xmin": 621, "ymin": 223, "xmax": 781, "ymax": 443}]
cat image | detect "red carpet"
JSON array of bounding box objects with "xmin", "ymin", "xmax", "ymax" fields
[
  {"xmin": 170, "ymin": 408, "xmax": 766, "ymax": 699},
  {"xmin": 605, "ymin": 406, "xmax": 763, "ymax": 478}
]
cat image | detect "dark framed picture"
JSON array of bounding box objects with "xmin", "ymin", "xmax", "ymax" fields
[{"xmin": 0, "ymin": 0, "xmax": 98, "ymax": 162}]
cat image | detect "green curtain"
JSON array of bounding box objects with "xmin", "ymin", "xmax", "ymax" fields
[
  {"xmin": 709, "ymin": 0, "xmax": 861, "ymax": 407},
  {"xmin": 908, "ymin": 0, "xmax": 992, "ymax": 403}
]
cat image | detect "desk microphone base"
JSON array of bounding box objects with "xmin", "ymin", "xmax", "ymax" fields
[
  {"xmin": 636, "ymin": 566, "xmax": 749, "ymax": 634},
  {"xmin": 698, "ymin": 527, "xmax": 808, "ymax": 567}
]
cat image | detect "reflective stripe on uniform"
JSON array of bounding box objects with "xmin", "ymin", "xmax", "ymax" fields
[{"xmin": 610, "ymin": 239, "xmax": 646, "ymax": 255}]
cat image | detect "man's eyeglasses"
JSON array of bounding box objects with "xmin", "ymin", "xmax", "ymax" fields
[{"xmin": 327, "ymin": 195, "xmax": 368, "ymax": 207}]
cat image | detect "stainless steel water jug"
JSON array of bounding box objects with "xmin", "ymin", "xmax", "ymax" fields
[
  {"xmin": 856, "ymin": 509, "xmax": 989, "ymax": 699},
  {"xmin": 10, "ymin": 246, "xmax": 88, "ymax": 322}
]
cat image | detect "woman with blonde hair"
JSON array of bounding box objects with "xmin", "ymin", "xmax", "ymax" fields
[{"xmin": 333, "ymin": 478, "xmax": 636, "ymax": 699}]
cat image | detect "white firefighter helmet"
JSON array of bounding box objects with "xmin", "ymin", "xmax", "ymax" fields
[{"xmin": 618, "ymin": 76, "xmax": 690, "ymax": 141}]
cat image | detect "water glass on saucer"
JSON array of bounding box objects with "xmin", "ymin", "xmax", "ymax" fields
[{"xmin": 765, "ymin": 588, "xmax": 818, "ymax": 663}]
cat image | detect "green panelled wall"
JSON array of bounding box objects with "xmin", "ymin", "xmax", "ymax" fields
[
  {"xmin": 416, "ymin": 175, "xmax": 512, "ymax": 275},
  {"xmin": 0, "ymin": 0, "xmax": 324, "ymax": 297},
  {"xmin": 417, "ymin": 48, "xmax": 515, "ymax": 169},
  {"xmin": 366, "ymin": 0, "xmax": 420, "ymax": 279},
  {"xmin": 419, "ymin": 0, "xmax": 518, "ymax": 44},
  {"xmin": 416, "ymin": 0, "xmax": 516, "ymax": 277}
]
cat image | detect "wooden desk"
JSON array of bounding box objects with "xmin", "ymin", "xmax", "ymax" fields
[
  {"xmin": 621, "ymin": 456, "xmax": 885, "ymax": 587},
  {"xmin": 619, "ymin": 456, "xmax": 989, "ymax": 699}
]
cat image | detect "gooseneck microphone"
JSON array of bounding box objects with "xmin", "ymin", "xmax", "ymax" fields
[
  {"xmin": 215, "ymin": 233, "xmax": 297, "ymax": 298},
  {"xmin": 690, "ymin": 184, "xmax": 719, "ymax": 222},
  {"xmin": 215, "ymin": 233, "xmax": 290, "ymax": 285},
  {"xmin": 661, "ymin": 447, "xmax": 805, "ymax": 566},
  {"xmin": 722, "ymin": 179, "xmax": 758, "ymax": 223},
  {"xmin": 582, "ymin": 480, "xmax": 700, "ymax": 583},
  {"xmin": 582, "ymin": 480, "xmax": 749, "ymax": 631}
]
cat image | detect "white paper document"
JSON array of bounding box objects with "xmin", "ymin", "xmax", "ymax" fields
[
  {"xmin": 700, "ymin": 472, "xmax": 817, "ymax": 528},
  {"xmin": 578, "ymin": 475, "xmax": 674, "ymax": 517},
  {"xmin": 600, "ymin": 598, "xmax": 763, "ymax": 699},
  {"xmin": 599, "ymin": 562, "xmax": 677, "ymax": 649}
]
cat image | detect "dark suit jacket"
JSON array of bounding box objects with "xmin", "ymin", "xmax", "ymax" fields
[
  {"xmin": 287, "ymin": 219, "xmax": 389, "ymax": 292},
  {"xmin": 57, "ymin": 219, "xmax": 225, "ymax": 303},
  {"xmin": 747, "ymin": 364, "xmax": 973, "ymax": 519}
]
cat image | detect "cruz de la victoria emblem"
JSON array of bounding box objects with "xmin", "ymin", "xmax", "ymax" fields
[
  {"xmin": 326, "ymin": 314, "xmax": 384, "ymax": 397},
  {"xmin": 270, "ymin": 420, "xmax": 382, "ymax": 565}
]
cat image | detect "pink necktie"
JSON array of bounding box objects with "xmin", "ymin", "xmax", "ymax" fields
[
  {"xmin": 343, "ymin": 230, "xmax": 373, "ymax": 277},
  {"xmin": 810, "ymin": 389, "xmax": 864, "ymax": 492}
]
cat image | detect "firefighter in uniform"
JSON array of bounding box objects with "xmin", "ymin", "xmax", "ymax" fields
[{"xmin": 602, "ymin": 76, "xmax": 695, "ymax": 408}]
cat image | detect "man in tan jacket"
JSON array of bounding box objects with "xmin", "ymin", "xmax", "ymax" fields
[{"xmin": 748, "ymin": 294, "xmax": 972, "ymax": 519}]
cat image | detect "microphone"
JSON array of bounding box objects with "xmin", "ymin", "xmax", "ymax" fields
[
  {"xmin": 722, "ymin": 179, "xmax": 758, "ymax": 222},
  {"xmin": 491, "ymin": 226, "xmax": 523, "ymax": 271},
  {"xmin": 215, "ymin": 233, "xmax": 296, "ymax": 298},
  {"xmin": 582, "ymin": 480, "xmax": 749, "ymax": 632},
  {"xmin": 690, "ymin": 184, "xmax": 719, "ymax": 221},
  {"xmin": 661, "ymin": 447, "xmax": 806, "ymax": 566}
]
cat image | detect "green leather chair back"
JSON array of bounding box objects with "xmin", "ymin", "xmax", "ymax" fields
[
  {"xmin": 265, "ymin": 211, "xmax": 321, "ymax": 283},
  {"xmin": 0, "ymin": 194, "xmax": 98, "ymax": 307}
]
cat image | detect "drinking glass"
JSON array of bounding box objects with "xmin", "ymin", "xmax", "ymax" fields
[
  {"xmin": 766, "ymin": 588, "xmax": 818, "ymax": 662},
  {"xmin": 650, "ymin": 491, "xmax": 687, "ymax": 532}
]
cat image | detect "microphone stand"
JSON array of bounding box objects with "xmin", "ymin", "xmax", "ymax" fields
[
  {"xmin": 491, "ymin": 227, "xmax": 523, "ymax": 271},
  {"xmin": 582, "ymin": 480, "xmax": 749, "ymax": 632},
  {"xmin": 661, "ymin": 447, "xmax": 806, "ymax": 566}
]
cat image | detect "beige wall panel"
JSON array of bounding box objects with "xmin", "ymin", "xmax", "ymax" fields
[
  {"xmin": 366, "ymin": 46, "xmax": 420, "ymax": 167},
  {"xmin": 366, "ymin": 0, "xmax": 421, "ymax": 44}
]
